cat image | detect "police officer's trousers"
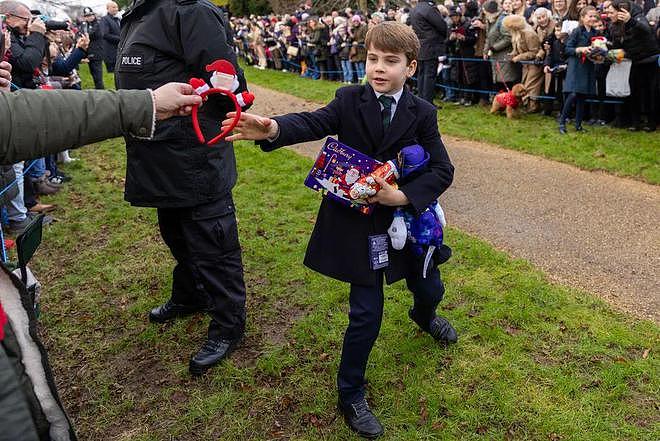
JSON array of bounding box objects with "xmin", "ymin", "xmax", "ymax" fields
[{"xmin": 157, "ymin": 197, "xmax": 246, "ymax": 340}]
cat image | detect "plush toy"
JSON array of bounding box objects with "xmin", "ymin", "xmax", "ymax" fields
[
  {"xmin": 205, "ymin": 59, "xmax": 255, "ymax": 108},
  {"xmin": 585, "ymin": 37, "xmax": 626, "ymax": 64},
  {"xmin": 386, "ymin": 145, "xmax": 450, "ymax": 278},
  {"xmin": 607, "ymin": 48, "xmax": 626, "ymax": 64},
  {"xmin": 586, "ymin": 36, "xmax": 609, "ymax": 63},
  {"xmin": 188, "ymin": 59, "xmax": 255, "ymax": 145}
]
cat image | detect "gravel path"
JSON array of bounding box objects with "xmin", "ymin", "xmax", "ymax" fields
[{"xmin": 249, "ymin": 84, "xmax": 660, "ymax": 323}]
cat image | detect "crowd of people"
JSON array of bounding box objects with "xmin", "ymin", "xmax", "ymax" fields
[
  {"xmin": 0, "ymin": 1, "xmax": 121, "ymax": 237},
  {"xmin": 230, "ymin": 0, "xmax": 660, "ymax": 132}
]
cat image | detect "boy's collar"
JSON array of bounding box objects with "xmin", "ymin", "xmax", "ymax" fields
[{"xmin": 372, "ymin": 87, "xmax": 405, "ymax": 104}]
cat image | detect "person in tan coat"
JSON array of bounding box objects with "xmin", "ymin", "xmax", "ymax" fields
[{"xmin": 503, "ymin": 14, "xmax": 544, "ymax": 112}]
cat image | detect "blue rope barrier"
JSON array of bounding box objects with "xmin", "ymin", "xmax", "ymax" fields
[
  {"xmin": 0, "ymin": 160, "xmax": 38, "ymax": 198},
  {"xmin": 281, "ymin": 58, "xmax": 346, "ymax": 75},
  {"xmin": 269, "ymin": 60, "xmax": 626, "ymax": 105}
]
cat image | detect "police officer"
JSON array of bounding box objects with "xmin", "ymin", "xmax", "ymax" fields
[
  {"xmin": 115, "ymin": 0, "xmax": 250, "ymax": 376},
  {"xmin": 81, "ymin": 7, "xmax": 105, "ymax": 89}
]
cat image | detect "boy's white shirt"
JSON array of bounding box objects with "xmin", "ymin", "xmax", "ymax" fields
[{"xmin": 266, "ymin": 85, "xmax": 405, "ymax": 142}]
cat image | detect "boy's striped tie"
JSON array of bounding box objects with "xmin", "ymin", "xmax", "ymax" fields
[{"xmin": 378, "ymin": 95, "xmax": 395, "ymax": 130}]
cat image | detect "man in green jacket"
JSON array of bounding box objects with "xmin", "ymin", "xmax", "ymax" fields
[
  {"xmin": 0, "ymin": 60, "xmax": 202, "ymax": 440},
  {"xmin": 0, "ymin": 61, "xmax": 202, "ymax": 162}
]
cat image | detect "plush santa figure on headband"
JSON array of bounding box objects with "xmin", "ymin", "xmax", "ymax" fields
[
  {"xmin": 204, "ymin": 59, "xmax": 254, "ymax": 108},
  {"xmin": 189, "ymin": 77, "xmax": 210, "ymax": 95}
]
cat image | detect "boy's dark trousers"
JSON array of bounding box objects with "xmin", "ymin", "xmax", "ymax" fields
[{"xmin": 337, "ymin": 265, "xmax": 445, "ymax": 405}]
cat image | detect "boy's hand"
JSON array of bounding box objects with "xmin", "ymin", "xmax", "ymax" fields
[
  {"xmin": 367, "ymin": 177, "xmax": 409, "ymax": 206},
  {"xmin": 222, "ymin": 112, "xmax": 278, "ymax": 142}
]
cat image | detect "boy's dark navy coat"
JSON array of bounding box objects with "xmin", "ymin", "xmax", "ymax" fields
[{"xmin": 259, "ymin": 84, "xmax": 454, "ymax": 286}]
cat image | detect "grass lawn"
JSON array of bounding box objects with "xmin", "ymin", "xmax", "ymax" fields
[
  {"xmin": 241, "ymin": 65, "xmax": 659, "ymax": 185},
  {"xmin": 30, "ymin": 133, "xmax": 658, "ymax": 439}
]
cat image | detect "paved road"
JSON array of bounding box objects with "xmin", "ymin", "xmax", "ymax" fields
[{"xmin": 249, "ymin": 84, "xmax": 660, "ymax": 322}]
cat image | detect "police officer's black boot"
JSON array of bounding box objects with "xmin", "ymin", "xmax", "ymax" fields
[
  {"xmin": 338, "ymin": 398, "xmax": 384, "ymax": 439},
  {"xmin": 148, "ymin": 300, "xmax": 202, "ymax": 323},
  {"xmin": 189, "ymin": 334, "xmax": 243, "ymax": 376}
]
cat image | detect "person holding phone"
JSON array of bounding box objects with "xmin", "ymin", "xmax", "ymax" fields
[
  {"xmin": 0, "ymin": 1, "xmax": 47, "ymax": 89},
  {"xmin": 606, "ymin": 0, "xmax": 659, "ymax": 131}
]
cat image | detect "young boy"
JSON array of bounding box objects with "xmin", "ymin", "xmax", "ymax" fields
[{"xmin": 223, "ymin": 22, "xmax": 456, "ymax": 439}]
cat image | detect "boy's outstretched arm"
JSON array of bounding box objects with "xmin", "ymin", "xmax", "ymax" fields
[
  {"xmin": 222, "ymin": 112, "xmax": 278, "ymax": 142},
  {"xmin": 223, "ymin": 88, "xmax": 345, "ymax": 151}
]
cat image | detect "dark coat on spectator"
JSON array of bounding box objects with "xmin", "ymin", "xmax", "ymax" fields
[
  {"xmin": 608, "ymin": 6, "xmax": 659, "ymax": 63},
  {"xmin": 543, "ymin": 33, "xmax": 566, "ymax": 68},
  {"xmin": 563, "ymin": 25, "xmax": 597, "ymax": 95},
  {"xmin": 258, "ymin": 85, "xmax": 454, "ymax": 286},
  {"xmin": 100, "ymin": 13, "xmax": 121, "ymax": 66},
  {"xmin": 485, "ymin": 13, "xmax": 520, "ymax": 84},
  {"xmin": 7, "ymin": 29, "xmax": 47, "ymax": 89},
  {"xmin": 309, "ymin": 24, "xmax": 329, "ymax": 62},
  {"xmin": 448, "ymin": 18, "xmax": 479, "ymax": 84},
  {"xmin": 410, "ymin": 1, "xmax": 448, "ymax": 60}
]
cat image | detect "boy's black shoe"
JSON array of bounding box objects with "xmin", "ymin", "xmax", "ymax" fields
[
  {"xmin": 189, "ymin": 335, "xmax": 243, "ymax": 376},
  {"xmin": 148, "ymin": 300, "xmax": 203, "ymax": 323},
  {"xmin": 558, "ymin": 125, "xmax": 567, "ymax": 135},
  {"xmin": 338, "ymin": 398, "xmax": 384, "ymax": 439},
  {"xmin": 408, "ymin": 310, "xmax": 458, "ymax": 344},
  {"xmin": 575, "ymin": 125, "xmax": 585, "ymax": 133},
  {"xmin": 428, "ymin": 316, "xmax": 458, "ymax": 344}
]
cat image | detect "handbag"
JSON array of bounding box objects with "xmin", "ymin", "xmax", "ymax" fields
[
  {"xmin": 286, "ymin": 45, "xmax": 299, "ymax": 57},
  {"xmin": 605, "ymin": 59, "xmax": 631, "ymax": 97}
]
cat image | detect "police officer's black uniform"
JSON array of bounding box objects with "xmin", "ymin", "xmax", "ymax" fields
[
  {"xmin": 115, "ymin": 0, "xmax": 249, "ymax": 374},
  {"xmin": 81, "ymin": 7, "xmax": 105, "ymax": 89}
]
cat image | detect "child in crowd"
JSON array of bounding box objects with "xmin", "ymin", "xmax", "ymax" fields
[
  {"xmin": 559, "ymin": 6, "xmax": 599, "ymax": 134},
  {"xmin": 543, "ymin": 23, "xmax": 568, "ymax": 116},
  {"xmin": 222, "ymin": 21, "xmax": 456, "ymax": 439},
  {"xmin": 588, "ymin": 16, "xmax": 610, "ymax": 125}
]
